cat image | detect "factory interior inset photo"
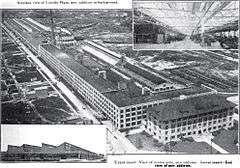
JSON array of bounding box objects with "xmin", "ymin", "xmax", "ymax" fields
[{"xmin": 133, "ymin": 1, "xmax": 239, "ymax": 50}]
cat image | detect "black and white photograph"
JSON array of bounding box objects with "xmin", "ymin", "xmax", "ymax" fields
[
  {"xmin": 0, "ymin": 1, "xmax": 239, "ymax": 167},
  {"xmin": 133, "ymin": 1, "xmax": 239, "ymax": 50},
  {"xmin": 1, "ymin": 8, "xmax": 239, "ymax": 155},
  {"xmin": 1, "ymin": 125, "xmax": 107, "ymax": 162},
  {"xmin": 1, "ymin": 9, "xmax": 132, "ymax": 125}
]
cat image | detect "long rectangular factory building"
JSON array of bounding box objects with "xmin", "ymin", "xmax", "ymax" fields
[{"xmin": 38, "ymin": 41, "xmax": 226, "ymax": 132}]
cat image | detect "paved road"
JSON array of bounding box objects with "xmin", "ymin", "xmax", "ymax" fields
[
  {"xmin": 5, "ymin": 25, "xmax": 99, "ymax": 124},
  {"xmin": 193, "ymin": 134, "xmax": 229, "ymax": 154}
]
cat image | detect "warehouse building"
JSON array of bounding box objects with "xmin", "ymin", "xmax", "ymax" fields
[
  {"xmin": 144, "ymin": 94, "xmax": 236, "ymax": 144},
  {"xmin": 1, "ymin": 142, "xmax": 104, "ymax": 161},
  {"xmin": 38, "ymin": 40, "xmax": 212, "ymax": 130}
]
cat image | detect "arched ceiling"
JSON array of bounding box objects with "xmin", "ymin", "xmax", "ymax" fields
[{"xmin": 134, "ymin": 1, "xmax": 239, "ymax": 35}]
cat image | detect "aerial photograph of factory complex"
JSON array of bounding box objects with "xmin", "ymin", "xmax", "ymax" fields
[{"xmin": 1, "ymin": 7, "xmax": 239, "ymax": 155}]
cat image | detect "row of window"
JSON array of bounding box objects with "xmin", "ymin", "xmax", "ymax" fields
[
  {"xmin": 151, "ymin": 123, "xmax": 233, "ymax": 142},
  {"xmin": 147, "ymin": 119, "xmax": 233, "ymax": 135},
  {"xmin": 148, "ymin": 111, "xmax": 233, "ymax": 128}
]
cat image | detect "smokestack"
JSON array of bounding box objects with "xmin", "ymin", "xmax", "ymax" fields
[{"xmin": 50, "ymin": 10, "xmax": 56, "ymax": 45}]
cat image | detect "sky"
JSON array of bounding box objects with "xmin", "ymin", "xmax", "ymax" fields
[{"xmin": 1, "ymin": 125, "xmax": 106, "ymax": 154}]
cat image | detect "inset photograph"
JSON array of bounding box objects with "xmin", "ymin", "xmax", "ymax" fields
[
  {"xmin": 1, "ymin": 125, "xmax": 107, "ymax": 162},
  {"xmin": 133, "ymin": 1, "xmax": 239, "ymax": 50}
]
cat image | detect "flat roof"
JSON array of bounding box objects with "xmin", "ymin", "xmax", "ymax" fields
[
  {"xmin": 82, "ymin": 45, "xmax": 119, "ymax": 65},
  {"xmin": 40, "ymin": 44, "xmax": 213, "ymax": 108},
  {"xmin": 148, "ymin": 94, "xmax": 236, "ymax": 121},
  {"xmin": 41, "ymin": 44, "xmax": 118, "ymax": 93},
  {"xmin": 103, "ymin": 85, "xmax": 212, "ymax": 107}
]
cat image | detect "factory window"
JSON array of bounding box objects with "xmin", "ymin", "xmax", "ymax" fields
[
  {"xmin": 137, "ymin": 111, "xmax": 141, "ymax": 115},
  {"xmin": 229, "ymin": 117, "xmax": 232, "ymax": 120},
  {"xmin": 137, "ymin": 106, "xmax": 141, "ymax": 110},
  {"xmin": 153, "ymin": 103, "xmax": 157, "ymax": 106},
  {"xmin": 193, "ymin": 131, "xmax": 196, "ymax": 135},
  {"xmin": 148, "ymin": 104, "xmax": 152, "ymax": 108},
  {"xmin": 177, "ymin": 128, "xmax": 180, "ymax": 132},
  {"xmin": 137, "ymin": 121, "xmax": 141, "ymax": 124},
  {"xmin": 132, "ymin": 117, "xmax": 136, "ymax": 121},
  {"xmin": 165, "ymin": 125, "xmax": 169, "ymax": 129},
  {"xmin": 198, "ymin": 130, "xmax": 202, "ymax": 134},
  {"xmin": 203, "ymin": 123, "xmax": 207, "ymax": 126},
  {"xmin": 208, "ymin": 122, "xmax": 212, "ymax": 125},
  {"xmin": 218, "ymin": 125, "xmax": 222, "ymax": 129},
  {"xmin": 223, "ymin": 118, "xmax": 226, "ymax": 122},
  {"xmin": 143, "ymin": 115, "xmax": 147, "ymax": 119},
  {"xmin": 126, "ymin": 118, "xmax": 130, "ymax": 122},
  {"xmin": 165, "ymin": 137, "xmax": 168, "ymax": 141},
  {"xmin": 213, "ymin": 126, "xmax": 216, "ymax": 129},
  {"xmin": 120, "ymin": 119, "xmax": 124, "ymax": 123},
  {"xmin": 126, "ymin": 109, "xmax": 130, "ymax": 112},
  {"xmin": 131, "ymin": 107, "xmax": 136, "ymax": 111},
  {"xmin": 132, "ymin": 112, "xmax": 136, "ymax": 116},
  {"xmin": 143, "ymin": 105, "xmax": 147, "ymax": 109},
  {"xmin": 165, "ymin": 131, "xmax": 168, "ymax": 135},
  {"xmin": 120, "ymin": 115, "xmax": 124, "ymax": 118},
  {"xmin": 182, "ymin": 122, "xmax": 186, "ymax": 126},
  {"xmin": 187, "ymin": 132, "xmax": 191, "ymax": 135},
  {"xmin": 229, "ymin": 123, "xmax": 232, "ymax": 126},
  {"xmin": 171, "ymin": 129, "xmax": 175, "ymax": 133},
  {"xmin": 120, "ymin": 124, "xmax": 124, "ymax": 128},
  {"xmin": 154, "ymin": 132, "xmax": 156, "ymax": 135},
  {"xmin": 203, "ymin": 129, "xmax": 207, "ymax": 132},
  {"xmin": 193, "ymin": 125, "xmax": 196, "ymax": 129},
  {"xmin": 177, "ymin": 123, "xmax": 181, "ymax": 127},
  {"xmin": 218, "ymin": 119, "xmax": 221, "ymax": 123},
  {"xmin": 213, "ymin": 121, "xmax": 217, "ymax": 124},
  {"xmin": 188, "ymin": 126, "xmax": 191, "ymax": 130},
  {"xmin": 137, "ymin": 116, "xmax": 141, "ymax": 120},
  {"xmin": 208, "ymin": 127, "xmax": 212, "ymax": 131},
  {"xmin": 132, "ymin": 122, "xmax": 136, "ymax": 126},
  {"xmin": 171, "ymin": 136, "xmax": 175, "ymax": 139},
  {"xmin": 182, "ymin": 127, "xmax": 186, "ymax": 131},
  {"xmin": 126, "ymin": 114, "xmax": 130, "ymax": 117},
  {"xmin": 126, "ymin": 123, "xmax": 130, "ymax": 127}
]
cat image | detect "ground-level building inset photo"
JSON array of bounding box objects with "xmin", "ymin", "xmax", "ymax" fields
[{"xmin": 1, "ymin": 125, "xmax": 107, "ymax": 162}]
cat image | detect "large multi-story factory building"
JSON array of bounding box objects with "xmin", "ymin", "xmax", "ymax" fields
[
  {"xmin": 37, "ymin": 40, "xmax": 231, "ymax": 132},
  {"xmin": 144, "ymin": 94, "xmax": 235, "ymax": 144}
]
